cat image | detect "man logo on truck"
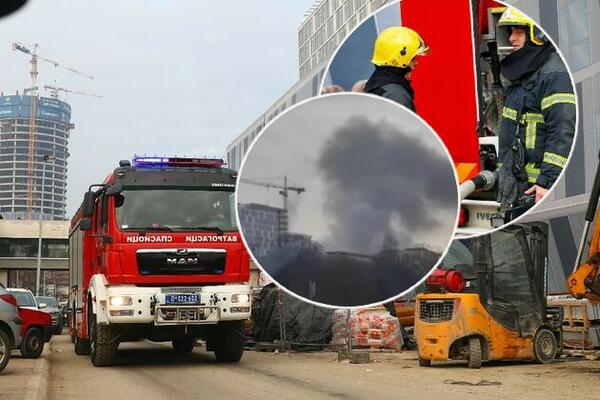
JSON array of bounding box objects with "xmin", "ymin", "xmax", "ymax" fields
[{"xmin": 166, "ymin": 257, "xmax": 199, "ymax": 265}]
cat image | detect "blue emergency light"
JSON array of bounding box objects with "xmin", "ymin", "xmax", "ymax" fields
[{"xmin": 132, "ymin": 156, "xmax": 225, "ymax": 168}]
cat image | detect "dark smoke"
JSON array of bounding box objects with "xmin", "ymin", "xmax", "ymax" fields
[{"xmin": 317, "ymin": 116, "xmax": 456, "ymax": 254}]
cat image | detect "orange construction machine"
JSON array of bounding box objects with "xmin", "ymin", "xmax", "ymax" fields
[
  {"xmin": 568, "ymin": 152, "xmax": 600, "ymax": 302},
  {"xmin": 415, "ymin": 223, "xmax": 563, "ymax": 368}
]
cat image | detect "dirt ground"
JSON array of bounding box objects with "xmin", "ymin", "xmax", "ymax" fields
[{"xmin": 44, "ymin": 334, "xmax": 600, "ymax": 400}]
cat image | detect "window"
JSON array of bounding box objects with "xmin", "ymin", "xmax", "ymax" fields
[{"xmin": 559, "ymin": 0, "xmax": 591, "ymax": 71}]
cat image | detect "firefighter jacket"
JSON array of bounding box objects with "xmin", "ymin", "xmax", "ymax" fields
[
  {"xmin": 367, "ymin": 83, "xmax": 415, "ymax": 111},
  {"xmin": 364, "ymin": 66, "xmax": 416, "ymax": 111},
  {"xmin": 498, "ymin": 52, "xmax": 576, "ymax": 189}
]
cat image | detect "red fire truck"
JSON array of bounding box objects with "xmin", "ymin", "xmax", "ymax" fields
[{"xmin": 68, "ymin": 156, "xmax": 251, "ymax": 366}]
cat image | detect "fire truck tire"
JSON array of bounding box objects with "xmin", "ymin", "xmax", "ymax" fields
[
  {"xmin": 74, "ymin": 333, "xmax": 90, "ymax": 355},
  {"xmin": 534, "ymin": 328, "xmax": 557, "ymax": 364},
  {"xmin": 172, "ymin": 337, "xmax": 195, "ymax": 353},
  {"xmin": 212, "ymin": 323, "xmax": 245, "ymax": 363},
  {"xmin": 418, "ymin": 357, "xmax": 431, "ymax": 367},
  {"xmin": 0, "ymin": 329, "xmax": 11, "ymax": 372},
  {"xmin": 20, "ymin": 328, "xmax": 44, "ymax": 359},
  {"xmin": 468, "ymin": 337, "xmax": 482, "ymax": 369},
  {"xmin": 90, "ymin": 314, "xmax": 118, "ymax": 367}
]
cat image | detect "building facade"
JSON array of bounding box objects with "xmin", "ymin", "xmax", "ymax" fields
[
  {"xmin": 0, "ymin": 94, "xmax": 72, "ymax": 220},
  {"xmin": 299, "ymin": 0, "xmax": 391, "ymax": 78},
  {"xmin": 0, "ymin": 220, "xmax": 69, "ymax": 298},
  {"xmin": 226, "ymin": 0, "xmax": 394, "ymax": 171}
]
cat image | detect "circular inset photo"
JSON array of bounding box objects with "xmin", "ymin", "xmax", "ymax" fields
[
  {"xmin": 236, "ymin": 93, "xmax": 459, "ymax": 308},
  {"xmin": 321, "ymin": 0, "xmax": 577, "ymax": 238}
]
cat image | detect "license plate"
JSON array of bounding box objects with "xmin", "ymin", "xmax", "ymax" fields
[{"xmin": 165, "ymin": 294, "xmax": 200, "ymax": 305}]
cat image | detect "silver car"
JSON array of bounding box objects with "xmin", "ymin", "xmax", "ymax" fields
[{"xmin": 0, "ymin": 283, "xmax": 20, "ymax": 373}]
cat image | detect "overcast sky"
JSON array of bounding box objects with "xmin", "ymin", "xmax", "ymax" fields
[
  {"xmin": 0, "ymin": 0, "xmax": 314, "ymax": 215},
  {"xmin": 238, "ymin": 93, "xmax": 459, "ymax": 254}
]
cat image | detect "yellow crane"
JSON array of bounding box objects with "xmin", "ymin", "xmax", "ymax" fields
[{"xmin": 11, "ymin": 42, "xmax": 94, "ymax": 218}]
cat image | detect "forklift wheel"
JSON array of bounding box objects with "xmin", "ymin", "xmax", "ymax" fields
[
  {"xmin": 418, "ymin": 357, "xmax": 431, "ymax": 367},
  {"xmin": 533, "ymin": 328, "xmax": 557, "ymax": 364},
  {"xmin": 468, "ymin": 337, "xmax": 482, "ymax": 369}
]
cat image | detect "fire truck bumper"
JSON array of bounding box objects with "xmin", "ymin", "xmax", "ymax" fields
[{"xmin": 102, "ymin": 284, "xmax": 251, "ymax": 325}]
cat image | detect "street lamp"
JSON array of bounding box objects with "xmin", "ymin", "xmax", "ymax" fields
[{"xmin": 35, "ymin": 154, "xmax": 55, "ymax": 296}]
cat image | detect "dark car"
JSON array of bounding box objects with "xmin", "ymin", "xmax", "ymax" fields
[{"xmin": 36, "ymin": 296, "xmax": 63, "ymax": 335}]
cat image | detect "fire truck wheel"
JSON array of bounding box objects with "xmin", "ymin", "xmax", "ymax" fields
[
  {"xmin": 418, "ymin": 357, "xmax": 431, "ymax": 367},
  {"xmin": 467, "ymin": 337, "xmax": 482, "ymax": 369},
  {"xmin": 89, "ymin": 313, "xmax": 118, "ymax": 367},
  {"xmin": 20, "ymin": 328, "xmax": 44, "ymax": 359},
  {"xmin": 0, "ymin": 329, "xmax": 11, "ymax": 372},
  {"xmin": 172, "ymin": 337, "xmax": 195, "ymax": 353},
  {"xmin": 212, "ymin": 322, "xmax": 245, "ymax": 363},
  {"xmin": 534, "ymin": 328, "xmax": 557, "ymax": 364},
  {"xmin": 74, "ymin": 333, "xmax": 90, "ymax": 355}
]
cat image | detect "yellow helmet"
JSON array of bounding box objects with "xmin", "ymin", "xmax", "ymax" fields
[
  {"xmin": 498, "ymin": 8, "xmax": 545, "ymax": 46},
  {"xmin": 371, "ymin": 27, "xmax": 429, "ymax": 68}
]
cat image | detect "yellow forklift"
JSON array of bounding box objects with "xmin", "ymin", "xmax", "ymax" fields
[{"xmin": 415, "ymin": 223, "xmax": 562, "ymax": 368}]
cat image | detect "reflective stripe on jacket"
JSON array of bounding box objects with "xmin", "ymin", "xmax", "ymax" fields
[{"xmin": 498, "ymin": 52, "xmax": 576, "ymax": 188}]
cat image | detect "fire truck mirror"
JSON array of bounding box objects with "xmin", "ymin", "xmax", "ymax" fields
[
  {"xmin": 83, "ymin": 191, "xmax": 95, "ymax": 217},
  {"xmin": 105, "ymin": 184, "xmax": 123, "ymax": 196},
  {"xmin": 79, "ymin": 218, "xmax": 92, "ymax": 231},
  {"xmin": 114, "ymin": 194, "xmax": 124, "ymax": 208}
]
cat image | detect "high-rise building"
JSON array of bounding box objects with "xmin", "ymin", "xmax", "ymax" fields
[{"xmin": 0, "ymin": 94, "xmax": 72, "ymax": 220}]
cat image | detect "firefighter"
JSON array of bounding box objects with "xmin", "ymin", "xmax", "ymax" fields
[
  {"xmin": 496, "ymin": 8, "xmax": 575, "ymax": 216},
  {"xmin": 364, "ymin": 27, "xmax": 429, "ymax": 111}
]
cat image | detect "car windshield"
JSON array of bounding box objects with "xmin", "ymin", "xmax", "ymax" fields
[
  {"xmin": 36, "ymin": 296, "xmax": 58, "ymax": 308},
  {"xmin": 115, "ymin": 188, "xmax": 237, "ymax": 232},
  {"xmin": 10, "ymin": 291, "xmax": 36, "ymax": 307}
]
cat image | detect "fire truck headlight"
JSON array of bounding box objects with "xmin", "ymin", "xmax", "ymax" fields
[
  {"xmin": 109, "ymin": 296, "xmax": 133, "ymax": 307},
  {"xmin": 231, "ymin": 293, "xmax": 250, "ymax": 304}
]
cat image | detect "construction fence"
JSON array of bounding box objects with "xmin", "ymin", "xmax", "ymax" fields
[{"xmin": 249, "ymin": 284, "xmax": 403, "ymax": 352}]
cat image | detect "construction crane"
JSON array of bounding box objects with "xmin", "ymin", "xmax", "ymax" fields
[
  {"xmin": 240, "ymin": 177, "xmax": 305, "ymax": 213},
  {"xmin": 11, "ymin": 42, "xmax": 94, "ymax": 218},
  {"xmin": 240, "ymin": 177, "xmax": 305, "ymax": 243},
  {"xmin": 44, "ymin": 85, "xmax": 102, "ymax": 99}
]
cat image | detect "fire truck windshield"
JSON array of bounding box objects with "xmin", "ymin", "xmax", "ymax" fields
[{"xmin": 115, "ymin": 188, "xmax": 236, "ymax": 232}]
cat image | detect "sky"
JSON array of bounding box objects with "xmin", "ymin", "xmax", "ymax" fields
[
  {"xmin": 0, "ymin": 0, "xmax": 315, "ymax": 216},
  {"xmin": 237, "ymin": 93, "xmax": 459, "ymax": 255}
]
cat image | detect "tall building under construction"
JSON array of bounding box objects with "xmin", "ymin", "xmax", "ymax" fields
[{"xmin": 0, "ymin": 94, "xmax": 72, "ymax": 220}]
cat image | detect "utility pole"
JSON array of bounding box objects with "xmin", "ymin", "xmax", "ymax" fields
[{"xmin": 35, "ymin": 154, "xmax": 55, "ymax": 296}]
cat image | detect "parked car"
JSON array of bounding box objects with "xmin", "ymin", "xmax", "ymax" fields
[
  {"xmin": 36, "ymin": 296, "xmax": 63, "ymax": 335},
  {"xmin": 7, "ymin": 288, "xmax": 53, "ymax": 358},
  {"xmin": 58, "ymin": 301, "xmax": 69, "ymax": 327},
  {"xmin": 0, "ymin": 283, "xmax": 20, "ymax": 372},
  {"xmin": 7, "ymin": 288, "xmax": 38, "ymax": 310}
]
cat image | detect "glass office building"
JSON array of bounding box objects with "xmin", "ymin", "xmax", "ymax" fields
[{"xmin": 0, "ymin": 95, "xmax": 72, "ymax": 220}]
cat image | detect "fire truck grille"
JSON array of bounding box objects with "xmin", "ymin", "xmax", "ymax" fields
[
  {"xmin": 137, "ymin": 250, "xmax": 226, "ymax": 275},
  {"xmin": 419, "ymin": 299, "xmax": 454, "ymax": 323}
]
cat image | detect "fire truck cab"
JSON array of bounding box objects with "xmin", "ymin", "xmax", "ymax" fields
[{"xmin": 69, "ymin": 157, "xmax": 251, "ymax": 366}]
